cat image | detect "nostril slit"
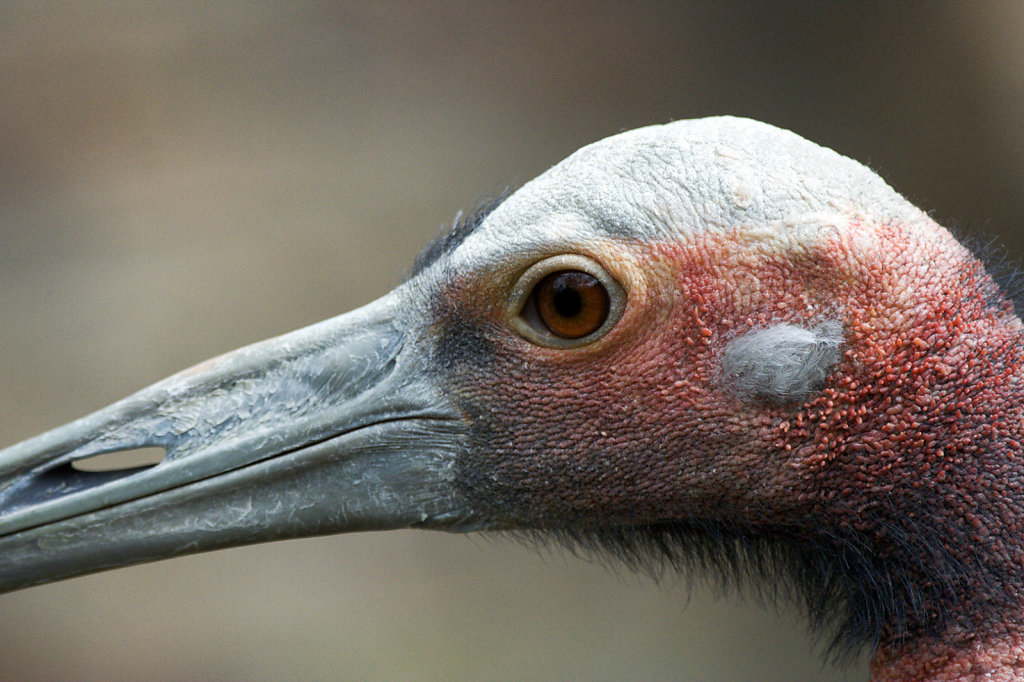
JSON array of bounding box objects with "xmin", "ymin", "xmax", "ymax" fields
[
  {"xmin": 1, "ymin": 447, "xmax": 169, "ymax": 514},
  {"xmin": 71, "ymin": 446, "xmax": 166, "ymax": 473}
]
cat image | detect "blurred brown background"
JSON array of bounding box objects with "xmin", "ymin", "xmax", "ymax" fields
[{"xmin": 0, "ymin": 3, "xmax": 1021, "ymax": 680}]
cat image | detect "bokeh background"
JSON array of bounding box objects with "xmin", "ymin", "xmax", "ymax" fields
[{"xmin": 1, "ymin": 3, "xmax": 1021, "ymax": 680}]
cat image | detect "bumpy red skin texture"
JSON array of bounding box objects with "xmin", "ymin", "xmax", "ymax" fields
[
  {"xmin": 437, "ymin": 217, "xmax": 1024, "ymax": 678},
  {"xmin": 872, "ymin": 629, "xmax": 1024, "ymax": 680}
]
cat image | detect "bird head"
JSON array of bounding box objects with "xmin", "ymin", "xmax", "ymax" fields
[{"xmin": 1, "ymin": 117, "xmax": 1021, "ymax": 671}]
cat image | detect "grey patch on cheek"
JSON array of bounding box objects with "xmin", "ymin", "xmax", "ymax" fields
[{"xmin": 721, "ymin": 321, "xmax": 844, "ymax": 403}]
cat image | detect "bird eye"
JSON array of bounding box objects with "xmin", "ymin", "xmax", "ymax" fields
[
  {"xmin": 507, "ymin": 255, "xmax": 626, "ymax": 348},
  {"xmin": 534, "ymin": 270, "xmax": 609, "ymax": 339}
]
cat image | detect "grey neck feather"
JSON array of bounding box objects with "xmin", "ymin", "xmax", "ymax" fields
[{"xmin": 721, "ymin": 321, "xmax": 844, "ymax": 403}]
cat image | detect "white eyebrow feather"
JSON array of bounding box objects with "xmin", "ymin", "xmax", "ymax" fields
[{"xmin": 721, "ymin": 321, "xmax": 844, "ymax": 403}]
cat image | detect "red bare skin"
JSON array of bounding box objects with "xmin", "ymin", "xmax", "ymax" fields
[
  {"xmin": 872, "ymin": 630, "xmax": 1024, "ymax": 680},
  {"xmin": 439, "ymin": 215, "xmax": 1024, "ymax": 679}
]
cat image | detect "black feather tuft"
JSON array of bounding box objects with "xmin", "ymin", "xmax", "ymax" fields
[
  {"xmin": 410, "ymin": 190, "xmax": 512, "ymax": 277},
  {"xmin": 505, "ymin": 514, "xmax": 1005, "ymax": 666},
  {"xmin": 521, "ymin": 523, "xmax": 883, "ymax": 663}
]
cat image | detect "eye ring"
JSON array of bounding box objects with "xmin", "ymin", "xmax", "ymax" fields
[{"xmin": 507, "ymin": 254, "xmax": 627, "ymax": 348}]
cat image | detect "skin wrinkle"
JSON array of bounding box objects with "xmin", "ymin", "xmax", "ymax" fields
[{"xmin": 413, "ymin": 119, "xmax": 1024, "ymax": 678}]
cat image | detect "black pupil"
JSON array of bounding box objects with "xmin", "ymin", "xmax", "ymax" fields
[{"xmin": 551, "ymin": 280, "xmax": 583, "ymax": 318}]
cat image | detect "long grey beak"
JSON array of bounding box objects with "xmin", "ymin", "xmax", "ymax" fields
[{"xmin": 0, "ymin": 289, "xmax": 480, "ymax": 592}]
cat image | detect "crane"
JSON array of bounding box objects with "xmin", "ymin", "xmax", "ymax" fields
[{"xmin": 0, "ymin": 117, "xmax": 1021, "ymax": 680}]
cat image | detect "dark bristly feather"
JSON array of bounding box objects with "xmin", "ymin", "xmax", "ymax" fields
[
  {"xmin": 513, "ymin": 510, "xmax": 1011, "ymax": 666},
  {"xmin": 523, "ymin": 523, "xmax": 889, "ymax": 662},
  {"xmin": 411, "ymin": 190, "xmax": 512, "ymax": 277}
]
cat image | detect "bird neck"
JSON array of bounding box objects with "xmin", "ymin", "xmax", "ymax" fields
[{"xmin": 850, "ymin": 289, "xmax": 1024, "ymax": 679}]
